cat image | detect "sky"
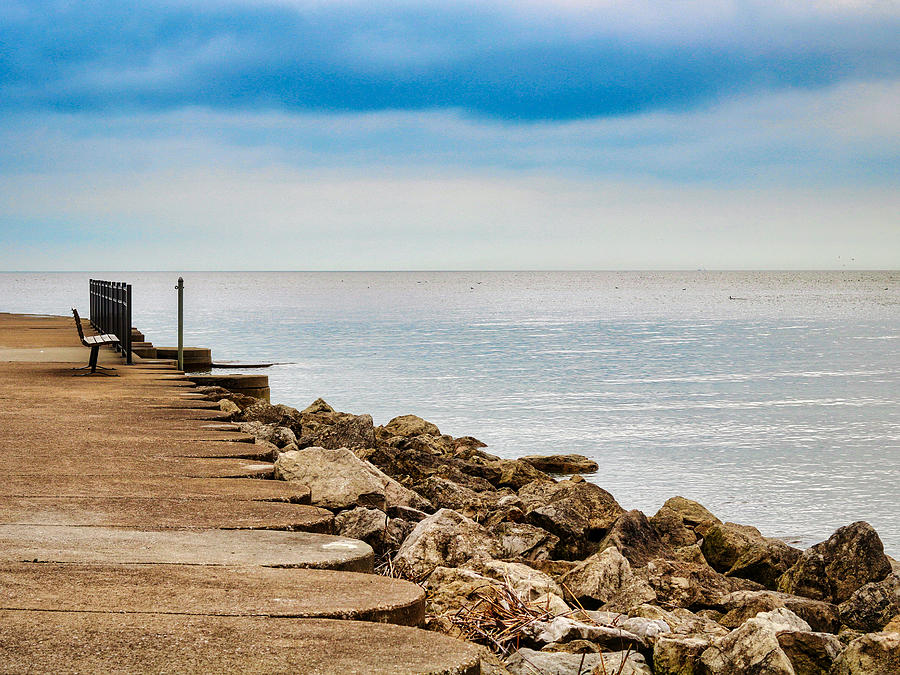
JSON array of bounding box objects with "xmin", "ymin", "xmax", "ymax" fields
[{"xmin": 1, "ymin": 0, "xmax": 898, "ymax": 270}]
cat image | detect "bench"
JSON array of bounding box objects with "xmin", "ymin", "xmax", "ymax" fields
[{"xmin": 72, "ymin": 308, "xmax": 119, "ymax": 376}]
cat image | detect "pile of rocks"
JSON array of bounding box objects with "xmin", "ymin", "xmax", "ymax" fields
[{"xmin": 200, "ymin": 388, "xmax": 900, "ymax": 675}]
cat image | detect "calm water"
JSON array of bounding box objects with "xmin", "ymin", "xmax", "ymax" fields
[{"xmin": 3, "ymin": 271, "xmax": 899, "ymax": 554}]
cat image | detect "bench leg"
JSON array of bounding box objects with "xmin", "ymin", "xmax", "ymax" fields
[{"xmin": 73, "ymin": 345, "xmax": 118, "ymax": 376}]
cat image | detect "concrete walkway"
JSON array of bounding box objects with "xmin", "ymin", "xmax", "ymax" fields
[{"xmin": 0, "ymin": 313, "xmax": 481, "ymax": 674}]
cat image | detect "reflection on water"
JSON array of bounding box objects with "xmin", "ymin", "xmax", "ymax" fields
[{"xmin": 3, "ymin": 271, "xmax": 898, "ymax": 554}]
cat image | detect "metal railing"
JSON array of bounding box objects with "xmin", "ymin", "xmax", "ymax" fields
[{"xmin": 89, "ymin": 279, "xmax": 133, "ymax": 365}]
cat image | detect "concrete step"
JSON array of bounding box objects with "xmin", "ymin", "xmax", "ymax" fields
[
  {"xmin": 0, "ymin": 475, "xmax": 312, "ymax": 503},
  {"xmin": 0, "ymin": 611, "xmax": 481, "ymax": 675},
  {"xmin": 0, "ymin": 562, "xmax": 424, "ymax": 625},
  {"xmin": 0, "ymin": 496, "xmax": 333, "ymax": 533},
  {"xmin": 0, "ymin": 525, "xmax": 374, "ymax": 572}
]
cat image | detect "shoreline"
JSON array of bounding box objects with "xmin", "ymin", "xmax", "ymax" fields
[{"xmin": 200, "ymin": 383, "xmax": 900, "ymax": 673}]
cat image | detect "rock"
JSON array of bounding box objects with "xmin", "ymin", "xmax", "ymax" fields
[
  {"xmin": 273, "ymin": 446, "xmax": 430, "ymax": 511},
  {"xmin": 520, "ymin": 455, "xmax": 599, "ymax": 474},
  {"xmin": 636, "ymin": 557, "xmax": 764, "ymax": 611},
  {"xmin": 520, "ymin": 616, "xmax": 648, "ymax": 652},
  {"xmin": 522, "ymin": 478, "xmax": 625, "ymax": 559},
  {"xmin": 270, "ymin": 425, "xmax": 297, "ymax": 448},
  {"xmin": 698, "ymin": 609, "xmax": 809, "ymax": 674},
  {"xmin": 540, "ymin": 639, "xmax": 599, "ymax": 653},
  {"xmin": 393, "ymin": 508, "xmax": 497, "ymax": 577},
  {"xmin": 332, "ymin": 506, "xmax": 410, "ymax": 555},
  {"xmin": 218, "ymin": 398, "xmax": 240, "ymax": 415},
  {"xmin": 719, "ymin": 590, "xmax": 840, "ymax": 633},
  {"xmin": 639, "ymin": 605, "xmax": 729, "ymax": 639},
  {"xmin": 830, "ymin": 631, "xmax": 900, "ymax": 675},
  {"xmin": 239, "ymin": 421, "xmax": 278, "ymax": 443},
  {"xmin": 558, "ymin": 547, "xmax": 655, "ymax": 609},
  {"xmin": 333, "ymin": 507, "xmax": 387, "ymax": 548},
  {"xmin": 661, "ymin": 496, "xmax": 721, "ymax": 535},
  {"xmin": 652, "ymin": 635, "xmax": 711, "ymax": 674},
  {"xmin": 884, "ymin": 614, "xmax": 900, "ymax": 634},
  {"xmin": 838, "ymin": 573, "xmax": 900, "ymax": 632},
  {"xmin": 494, "ymin": 459, "xmax": 551, "ymax": 490},
  {"xmin": 777, "ymin": 521, "xmax": 892, "ymax": 603},
  {"xmin": 619, "ymin": 616, "xmax": 672, "ymax": 642},
  {"xmin": 505, "ymin": 648, "xmax": 652, "ymax": 675},
  {"xmin": 387, "ymin": 504, "xmax": 430, "ymax": 522},
  {"xmin": 597, "ymin": 510, "xmax": 674, "ymax": 568},
  {"xmin": 725, "ymin": 537, "xmax": 802, "ymax": 590},
  {"xmin": 253, "ymin": 437, "xmax": 281, "ymax": 462},
  {"xmin": 490, "ymin": 522, "xmax": 559, "ymax": 561},
  {"xmin": 532, "ymin": 592, "xmax": 572, "ymax": 617},
  {"xmin": 776, "ymin": 630, "xmax": 842, "ymax": 675},
  {"xmin": 466, "ymin": 559, "xmax": 561, "ymax": 602},
  {"xmin": 383, "ymin": 414, "xmax": 440, "ymax": 437},
  {"xmin": 424, "ymin": 566, "xmax": 496, "ymax": 615},
  {"xmin": 240, "ymin": 401, "xmax": 303, "ymax": 432},
  {"xmin": 301, "ymin": 397, "xmax": 335, "ymax": 414},
  {"xmin": 700, "ymin": 522, "xmax": 765, "ymax": 573},
  {"xmin": 412, "ymin": 476, "xmax": 485, "ymax": 519},
  {"xmin": 650, "ymin": 506, "xmax": 699, "ymax": 548},
  {"xmin": 299, "ymin": 412, "xmax": 375, "ymax": 450}
]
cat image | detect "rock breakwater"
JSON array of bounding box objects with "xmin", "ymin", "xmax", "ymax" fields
[{"xmin": 198, "ymin": 386, "xmax": 900, "ymax": 675}]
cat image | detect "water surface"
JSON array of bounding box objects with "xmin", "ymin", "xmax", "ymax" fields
[{"xmin": 3, "ymin": 271, "xmax": 898, "ymax": 554}]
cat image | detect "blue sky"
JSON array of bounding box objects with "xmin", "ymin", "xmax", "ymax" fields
[{"xmin": 1, "ymin": 0, "xmax": 898, "ymax": 270}]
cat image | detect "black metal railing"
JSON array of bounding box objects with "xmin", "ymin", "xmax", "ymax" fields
[{"xmin": 89, "ymin": 279, "xmax": 133, "ymax": 365}]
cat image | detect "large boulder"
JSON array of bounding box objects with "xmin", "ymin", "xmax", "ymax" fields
[
  {"xmin": 492, "ymin": 459, "xmax": 550, "ymax": 490},
  {"xmin": 301, "ymin": 397, "xmax": 334, "ymax": 414},
  {"xmin": 520, "ymin": 616, "xmax": 649, "ymax": 652},
  {"xmin": 725, "ymin": 537, "xmax": 802, "ymax": 590},
  {"xmin": 490, "ymin": 522, "xmax": 559, "ymax": 561},
  {"xmin": 393, "ymin": 508, "xmax": 498, "ymax": 577},
  {"xmin": 830, "ymin": 631, "xmax": 900, "ymax": 675},
  {"xmin": 521, "ymin": 478, "xmax": 625, "ymax": 559},
  {"xmin": 519, "ymin": 454, "xmax": 599, "ymax": 474},
  {"xmin": 411, "ymin": 476, "xmax": 485, "ymax": 519},
  {"xmin": 558, "ymin": 547, "xmax": 656, "ymax": 609},
  {"xmin": 298, "ymin": 412, "xmax": 375, "ymax": 450},
  {"xmin": 661, "ymin": 496, "xmax": 721, "ymax": 535},
  {"xmin": 776, "ymin": 630, "xmax": 842, "ymax": 675},
  {"xmin": 653, "ymin": 635, "xmax": 711, "ymax": 674},
  {"xmin": 597, "ymin": 510, "xmax": 674, "ymax": 568},
  {"xmin": 424, "ymin": 566, "xmax": 497, "ymax": 615},
  {"xmin": 240, "ymin": 401, "xmax": 303, "ymax": 433},
  {"xmin": 777, "ymin": 521, "xmax": 892, "ymax": 603},
  {"xmin": 273, "ymin": 446, "xmax": 430, "ymax": 511},
  {"xmin": 635, "ymin": 557, "xmax": 764, "ymax": 611},
  {"xmin": 332, "ymin": 507, "xmax": 412, "ymax": 555},
  {"xmin": 719, "ymin": 590, "xmax": 840, "ymax": 634},
  {"xmin": 465, "ymin": 559, "xmax": 562, "ymax": 603},
  {"xmin": 505, "ymin": 648, "xmax": 652, "ymax": 675},
  {"xmin": 700, "ymin": 522, "xmax": 765, "ymax": 573},
  {"xmin": 382, "ymin": 414, "xmax": 440, "ymax": 437},
  {"xmin": 650, "ymin": 506, "xmax": 699, "ymax": 548},
  {"xmin": 838, "ymin": 573, "xmax": 900, "ymax": 632},
  {"xmin": 698, "ymin": 608, "xmax": 810, "ymax": 675}
]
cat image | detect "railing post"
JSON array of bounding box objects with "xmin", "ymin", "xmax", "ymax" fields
[
  {"xmin": 176, "ymin": 277, "xmax": 184, "ymax": 372},
  {"xmin": 125, "ymin": 283, "xmax": 132, "ymax": 364}
]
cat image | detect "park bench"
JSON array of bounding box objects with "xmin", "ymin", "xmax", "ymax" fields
[{"xmin": 72, "ymin": 308, "xmax": 119, "ymax": 376}]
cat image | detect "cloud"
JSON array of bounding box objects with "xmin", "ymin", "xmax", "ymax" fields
[
  {"xmin": 1, "ymin": 78, "xmax": 897, "ymax": 271},
  {"xmin": 2, "ymin": 0, "xmax": 898, "ymax": 120},
  {"xmin": 3, "ymin": 79, "xmax": 896, "ymax": 185}
]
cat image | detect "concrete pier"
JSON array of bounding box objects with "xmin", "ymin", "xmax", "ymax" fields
[{"xmin": 0, "ymin": 312, "xmax": 481, "ymax": 674}]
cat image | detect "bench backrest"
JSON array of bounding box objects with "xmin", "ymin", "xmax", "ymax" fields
[{"xmin": 72, "ymin": 308, "xmax": 88, "ymax": 346}]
